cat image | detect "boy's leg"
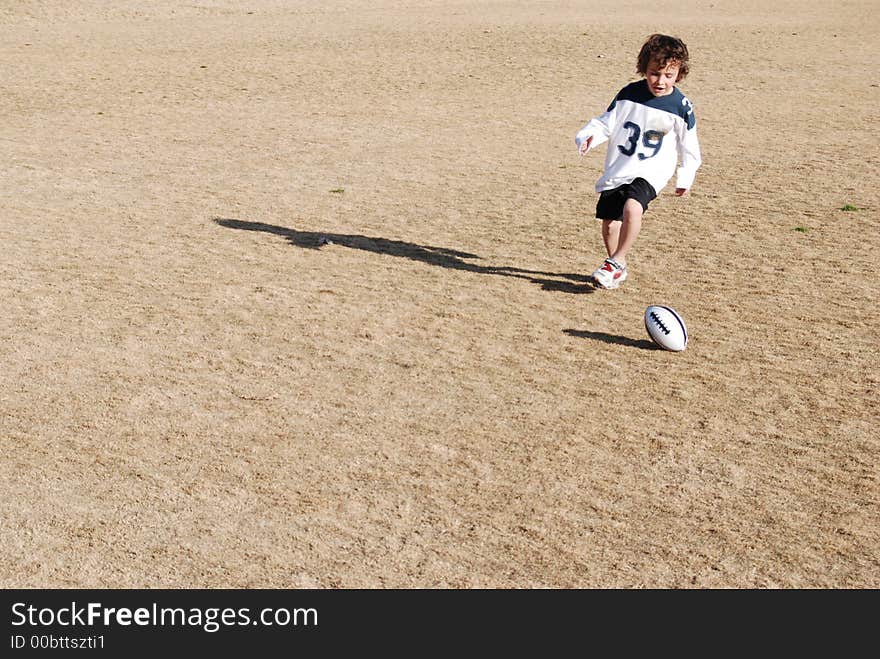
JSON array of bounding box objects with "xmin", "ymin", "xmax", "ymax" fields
[
  {"xmin": 592, "ymin": 216, "xmax": 629, "ymax": 289},
  {"xmin": 601, "ymin": 220, "xmax": 621, "ymax": 257},
  {"xmin": 609, "ymin": 198, "xmax": 643, "ymax": 267}
]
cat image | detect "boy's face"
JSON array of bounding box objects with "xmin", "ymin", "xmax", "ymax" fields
[{"xmin": 645, "ymin": 59, "xmax": 680, "ymax": 97}]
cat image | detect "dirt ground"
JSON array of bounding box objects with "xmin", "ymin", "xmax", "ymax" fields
[{"xmin": 1, "ymin": 0, "xmax": 877, "ymax": 588}]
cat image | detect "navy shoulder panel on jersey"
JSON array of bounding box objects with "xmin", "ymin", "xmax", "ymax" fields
[{"xmin": 608, "ymin": 80, "xmax": 696, "ymax": 129}]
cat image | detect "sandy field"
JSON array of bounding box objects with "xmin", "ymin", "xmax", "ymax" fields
[{"xmin": 1, "ymin": 0, "xmax": 878, "ymax": 588}]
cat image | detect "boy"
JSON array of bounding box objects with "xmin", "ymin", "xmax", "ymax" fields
[{"xmin": 575, "ymin": 34, "xmax": 702, "ymax": 289}]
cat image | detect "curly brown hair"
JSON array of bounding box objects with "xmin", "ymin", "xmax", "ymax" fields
[{"xmin": 636, "ymin": 34, "xmax": 690, "ymax": 81}]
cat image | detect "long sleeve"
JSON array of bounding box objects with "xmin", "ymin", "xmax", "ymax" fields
[
  {"xmin": 575, "ymin": 107, "xmax": 615, "ymax": 151},
  {"xmin": 674, "ymin": 123, "xmax": 702, "ymax": 190}
]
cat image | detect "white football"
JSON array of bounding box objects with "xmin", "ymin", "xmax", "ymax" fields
[{"xmin": 644, "ymin": 305, "xmax": 688, "ymax": 352}]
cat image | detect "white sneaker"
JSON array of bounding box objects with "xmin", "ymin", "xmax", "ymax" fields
[{"xmin": 591, "ymin": 258, "xmax": 628, "ymax": 289}]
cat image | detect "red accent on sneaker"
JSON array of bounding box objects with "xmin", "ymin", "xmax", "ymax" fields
[
  {"xmin": 600, "ymin": 261, "xmax": 624, "ymax": 280},
  {"xmin": 592, "ymin": 258, "xmax": 628, "ymax": 289}
]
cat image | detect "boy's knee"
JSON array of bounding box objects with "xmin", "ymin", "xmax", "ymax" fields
[{"xmin": 622, "ymin": 198, "xmax": 644, "ymax": 218}]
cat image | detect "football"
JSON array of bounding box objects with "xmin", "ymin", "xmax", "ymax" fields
[{"xmin": 644, "ymin": 305, "xmax": 688, "ymax": 351}]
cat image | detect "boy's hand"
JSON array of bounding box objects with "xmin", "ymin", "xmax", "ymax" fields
[
  {"xmin": 578, "ymin": 135, "xmax": 593, "ymax": 155},
  {"xmin": 674, "ymin": 188, "xmax": 688, "ymax": 196}
]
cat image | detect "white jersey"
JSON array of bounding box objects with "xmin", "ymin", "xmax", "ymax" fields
[{"xmin": 575, "ymin": 80, "xmax": 702, "ymax": 194}]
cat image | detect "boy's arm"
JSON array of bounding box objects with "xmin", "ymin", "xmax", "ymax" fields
[
  {"xmin": 675, "ymin": 123, "xmax": 702, "ymax": 193},
  {"xmin": 575, "ymin": 107, "xmax": 615, "ymax": 154}
]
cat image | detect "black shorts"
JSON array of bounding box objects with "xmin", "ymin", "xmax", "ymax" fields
[{"xmin": 595, "ymin": 178, "xmax": 657, "ymax": 221}]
